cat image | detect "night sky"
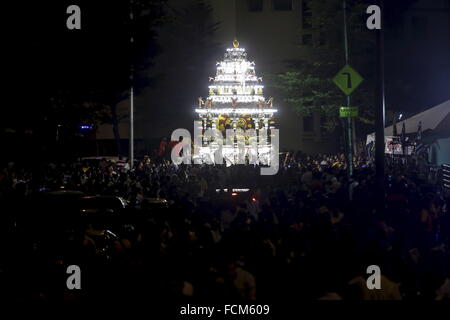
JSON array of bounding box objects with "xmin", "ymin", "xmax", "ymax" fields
[{"xmin": 2, "ymin": 1, "xmax": 450, "ymax": 144}]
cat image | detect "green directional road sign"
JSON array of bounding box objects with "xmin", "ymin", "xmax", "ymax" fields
[
  {"xmin": 339, "ymin": 107, "xmax": 358, "ymax": 118},
  {"xmin": 333, "ymin": 64, "xmax": 364, "ymax": 96}
]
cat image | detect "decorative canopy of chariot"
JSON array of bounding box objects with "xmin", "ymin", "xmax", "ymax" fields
[{"xmin": 196, "ymin": 40, "xmax": 277, "ymax": 131}]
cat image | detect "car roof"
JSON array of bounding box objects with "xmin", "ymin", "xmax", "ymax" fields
[{"xmin": 45, "ymin": 190, "xmax": 85, "ymax": 197}]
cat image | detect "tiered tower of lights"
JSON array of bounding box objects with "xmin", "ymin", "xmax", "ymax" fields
[{"xmin": 195, "ymin": 40, "xmax": 277, "ymax": 165}]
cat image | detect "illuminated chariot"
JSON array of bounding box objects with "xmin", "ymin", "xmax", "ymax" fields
[{"xmin": 195, "ymin": 40, "xmax": 278, "ymax": 165}]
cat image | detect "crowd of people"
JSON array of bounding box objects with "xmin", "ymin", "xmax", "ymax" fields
[{"xmin": 1, "ymin": 152, "xmax": 450, "ymax": 303}]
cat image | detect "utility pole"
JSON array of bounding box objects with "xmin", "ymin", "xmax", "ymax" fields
[
  {"xmin": 343, "ymin": 0, "xmax": 353, "ymax": 177},
  {"xmin": 129, "ymin": 0, "xmax": 134, "ymax": 169},
  {"xmin": 375, "ymin": 0, "xmax": 386, "ymax": 211}
]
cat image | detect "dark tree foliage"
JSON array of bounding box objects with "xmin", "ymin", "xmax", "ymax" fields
[
  {"xmin": 272, "ymin": 0, "xmax": 419, "ymax": 139},
  {"xmin": 3, "ymin": 1, "xmax": 167, "ymax": 158},
  {"xmin": 139, "ymin": 0, "xmax": 221, "ymax": 136}
]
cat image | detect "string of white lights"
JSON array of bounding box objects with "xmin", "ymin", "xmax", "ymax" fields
[
  {"xmin": 209, "ymin": 96, "xmax": 265, "ymax": 103},
  {"xmin": 209, "ymin": 85, "xmax": 264, "ymax": 90},
  {"xmin": 214, "ymin": 75, "xmax": 259, "ymax": 82},
  {"xmin": 196, "ymin": 108, "xmax": 277, "ymax": 115}
]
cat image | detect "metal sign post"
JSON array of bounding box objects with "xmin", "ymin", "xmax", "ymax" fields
[{"xmin": 375, "ymin": 0, "xmax": 386, "ymax": 212}]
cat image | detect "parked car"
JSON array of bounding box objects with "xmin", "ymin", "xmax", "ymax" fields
[
  {"xmin": 20, "ymin": 191, "xmax": 128, "ymax": 264},
  {"xmin": 23, "ymin": 190, "xmax": 86, "ymax": 234}
]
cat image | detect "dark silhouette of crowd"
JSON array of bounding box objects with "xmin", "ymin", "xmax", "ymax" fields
[{"xmin": 1, "ymin": 152, "xmax": 450, "ymax": 303}]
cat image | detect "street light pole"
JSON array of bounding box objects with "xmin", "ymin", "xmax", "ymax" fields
[
  {"xmin": 375, "ymin": 0, "xmax": 386, "ymax": 210},
  {"xmin": 343, "ymin": 0, "xmax": 353, "ymax": 178},
  {"xmin": 130, "ymin": 79, "xmax": 134, "ymax": 169},
  {"xmin": 129, "ymin": 0, "xmax": 134, "ymax": 169}
]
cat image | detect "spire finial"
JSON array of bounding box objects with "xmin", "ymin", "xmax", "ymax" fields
[{"xmin": 233, "ymin": 39, "xmax": 239, "ymax": 48}]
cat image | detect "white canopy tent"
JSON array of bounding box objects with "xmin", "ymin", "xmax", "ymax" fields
[{"xmin": 366, "ymin": 100, "xmax": 450, "ymax": 145}]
